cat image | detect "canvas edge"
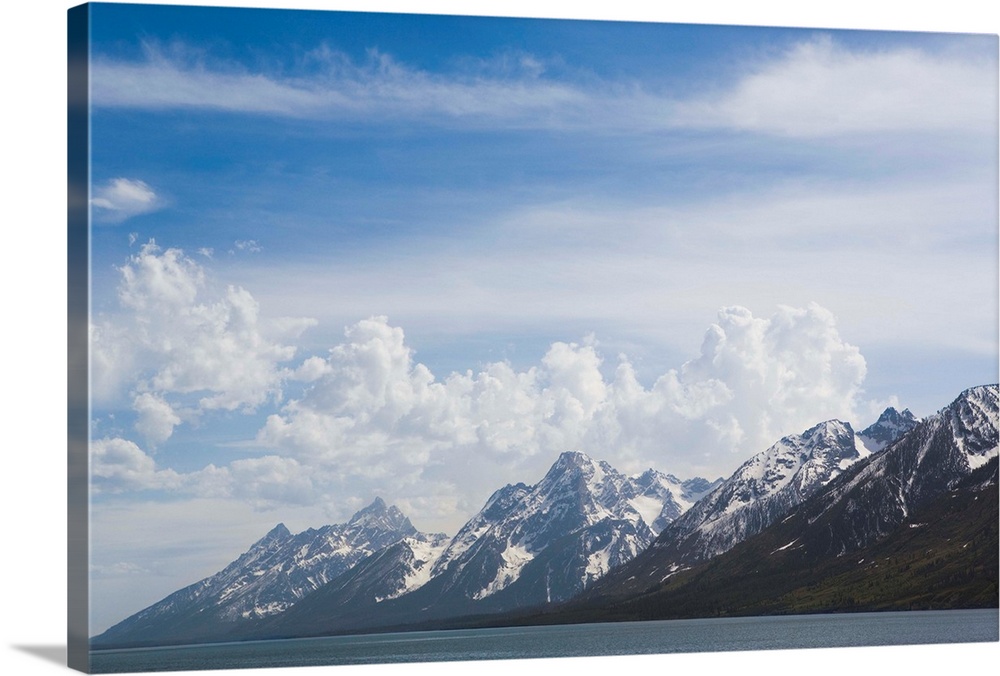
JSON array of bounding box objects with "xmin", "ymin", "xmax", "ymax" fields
[{"xmin": 67, "ymin": 3, "xmax": 91, "ymax": 673}]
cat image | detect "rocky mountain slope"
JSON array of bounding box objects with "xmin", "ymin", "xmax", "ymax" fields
[
  {"xmin": 91, "ymin": 498, "xmax": 427, "ymax": 646},
  {"xmin": 576, "ymin": 385, "xmax": 998, "ymax": 609}
]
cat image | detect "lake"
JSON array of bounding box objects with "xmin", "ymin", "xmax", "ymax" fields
[{"xmin": 90, "ymin": 609, "xmax": 999, "ymax": 673}]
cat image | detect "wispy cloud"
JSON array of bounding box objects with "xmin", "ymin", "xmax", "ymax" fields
[
  {"xmin": 92, "ymin": 240, "xmax": 317, "ymax": 440},
  {"xmin": 90, "ymin": 38, "xmax": 996, "ymax": 138},
  {"xmin": 672, "ymin": 37, "xmax": 997, "ymax": 137},
  {"xmin": 231, "ymin": 239, "xmax": 263, "ymax": 254},
  {"xmin": 91, "ymin": 43, "xmax": 589, "ymax": 125},
  {"xmin": 232, "ymin": 172, "xmax": 997, "ymax": 368}
]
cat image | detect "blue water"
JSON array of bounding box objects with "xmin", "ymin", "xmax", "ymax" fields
[{"xmin": 90, "ymin": 609, "xmax": 999, "ymax": 673}]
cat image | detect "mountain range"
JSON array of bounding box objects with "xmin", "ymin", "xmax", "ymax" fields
[
  {"xmin": 556, "ymin": 385, "xmax": 997, "ymax": 620},
  {"xmin": 91, "ymin": 385, "xmax": 998, "ymax": 648}
]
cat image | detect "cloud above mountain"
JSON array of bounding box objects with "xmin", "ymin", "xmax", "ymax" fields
[{"xmin": 91, "ymin": 244, "xmax": 869, "ymax": 525}]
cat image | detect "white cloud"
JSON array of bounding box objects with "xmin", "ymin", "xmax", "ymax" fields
[
  {"xmin": 673, "ymin": 37, "xmax": 997, "ymax": 137},
  {"xmin": 132, "ymin": 392, "xmax": 183, "ymax": 446},
  {"xmin": 91, "ymin": 44, "xmax": 587, "ymax": 125},
  {"xmin": 89, "ymin": 38, "xmax": 995, "ymax": 139},
  {"xmin": 234, "ymin": 170, "xmax": 996, "ymax": 375},
  {"xmin": 226, "ymin": 456, "xmax": 318, "ymax": 507},
  {"xmin": 233, "ymin": 239, "xmax": 262, "ymax": 254},
  {"xmin": 91, "ymin": 437, "xmax": 181, "ymax": 493},
  {"xmin": 91, "ymin": 178, "xmax": 163, "ymax": 223},
  {"xmin": 92, "ymin": 240, "xmax": 316, "ymax": 426},
  {"xmin": 90, "ymin": 244, "xmax": 880, "ymax": 531},
  {"xmin": 258, "ymin": 306, "xmax": 867, "ymax": 512}
]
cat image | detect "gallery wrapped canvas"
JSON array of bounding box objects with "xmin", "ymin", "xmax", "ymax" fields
[{"xmin": 67, "ymin": 2, "xmax": 999, "ymax": 674}]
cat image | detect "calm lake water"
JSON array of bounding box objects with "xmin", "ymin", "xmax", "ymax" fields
[{"xmin": 90, "ymin": 609, "xmax": 999, "ymax": 673}]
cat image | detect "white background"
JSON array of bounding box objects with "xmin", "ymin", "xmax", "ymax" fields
[{"xmin": 1, "ymin": 1, "xmax": 997, "ymax": 675}]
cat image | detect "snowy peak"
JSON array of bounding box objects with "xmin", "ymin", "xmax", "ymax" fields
[
  {"xmin": 93, "ymin": 499, "xmax": 427, "ymax": 646},
  {"xmin": 680, "ymin": 476, "xmax": 722, "ymax": 495},
  {"xmin": 939, "ymin": 384, "xmax": 998, "ymax": 470},
  {"xmin": 261, "ymin": 523, "xmax": 291, "ymax": 541},
  {"xmin": 859, "ymin": 406, "xmax": 920, "ymax": 452},
  {"xmin": 644, "ymin": 418, "xmax": 866, "ymax": 566},
  {"xmin": 795, "ymin": 384, "xmax": 999, "ymax": 554},
  {"xmin": 245, "ymin": 523, "xmax": 292, "ymax": 553},
  {"xmin": 423, "ymin": 451, "xmax": 714, "ymax": 607},
  {"xmin": 346, "ymin": 497, "xmax": 416, "ymax": 538},
  {"xmin": 629, "ymin": 468, "xmax": 722, "ymax": 534},
  {"xmin": 644, "ymin": 388, "xmax": 997, "ymax": 572},
  {"xmin": 947, "ymin": 385, "xmax": 998, "ymax": 432},
  {"xmin": 730, "ymin": 419, "xmax": 859, "ymax": 501},
  {"xmin": 539, "ymin": 451, "xmax": 617, "ymax": 506}
]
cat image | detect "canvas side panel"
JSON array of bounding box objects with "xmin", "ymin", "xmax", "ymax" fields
[{"xmin": 67, "ymin": 3, "xmax": 91, "ymax": 672}]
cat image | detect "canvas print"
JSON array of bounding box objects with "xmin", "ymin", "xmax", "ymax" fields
[{"xmin": 69, "ymin": 2, "xmax": 999, "ymax": 673}]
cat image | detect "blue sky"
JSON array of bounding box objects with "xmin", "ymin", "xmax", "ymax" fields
[{"xmin": 82, "ymin": 2, "xmax": 998, "ymax": 634}]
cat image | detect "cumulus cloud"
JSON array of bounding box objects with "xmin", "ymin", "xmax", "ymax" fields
[
  {"xmin": 91, "ymin": 437, "xmax": 182, "ymax": 493},
  {"xmin": 91, "ymin": 435, "xmax": 320, "ymax": 511},
  {"xmin": 91, "ymin": 240, "xmax": 316, "ymax": 433},
  {"xmin": 132, "ymin": 392, "xmax": 183, "ymax": 446},
  {"xmin": 259, "ymin": 305, "xmax": 867, "ymax": 504},
  {"xmin": 91, "ymin": 246, "xmax": 873, "ymax": 526},
  {"xmin": 92, "ymin": 178, "xmax": 163, "ymax": 223},
  {"xmin": 598, "ymin": 304, "xmax": 867, "ymax": 462}
]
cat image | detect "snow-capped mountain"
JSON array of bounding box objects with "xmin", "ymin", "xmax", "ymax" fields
[
  {"xmin": 91, "ymin": 498, "xmax": 426, "ymax": 647},
  {"xmin": 94, "ymin": 454, "xmax": 717, "ymax": 646},
  {"xmin": 806, "ymin": 384, "xmax": 998, "ymax": 549},
  {"xmin": 93, "ymin": 392, "xmax": 963, "ymax": 647},
  {"xmin": 572, "ymin": 386, "xmax": 999, "ymax": 618},
  {"xmin": 585, "ymin": 386, "xmax": 998, "ymax": 604},
  {"xmin": 265, "ymin": 452, "xmax": 720, "ymax": 637},
  {"xmin": 857, "ymin": 406, "xmax": 920, "ymax": 452},
  {"xmin": 632, "ymin": 405, "xmax": 920, "ymax": 572},
  {"xmin": 253, "ymin": 531, "xmax": 453, "ymax": 636},
  {"xmin": 422, "ymin": 451, "xmax": 718, "ymax": 608}
]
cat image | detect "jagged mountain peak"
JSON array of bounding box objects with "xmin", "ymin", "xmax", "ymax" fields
[
  {"xmin": 533, "ymin": 451, "xmax": 622, "ymax": 509},
  {"xmin": 733, "ymin": 419, "xmax": 857, "ymax": 492},
  {"xmin": 479, "ymin": 482, "xmax": 531, "ymax": 518},
  {"xmin": 547, "ymin": 450, "xmax": 605, "ymax": 475},
  {"xmin": 947, "ymin": 384, "xmax": 999, "ymax": 425},
  {"xmin": 349, "ymin": 496, "xmax": 388, "ymax": 520},
  {"xmin": 859, "ymin": 406, "xmax": 920, "ymax": 452},
  {"xmin": 877, "ymin": 406, "xmax": 917, "ymax": 424},
  {"xmin": 803, "ymin": 418, "xmax": 854, "ymax": 442},
  {"xmin": 347, "ymin": 497, "xmax": 415, "ymax": 535},
  {"xmin": 261, "ymin": 522, "xmax": 291, "ymax": 542},
  {"xmin": 937, "ymin": 384, "xmax": 998, "ymax": 471},
  {"xmin": 956, "ymin": 383, "xmax": 999, "ymax": 404},
  {"xmin": 681, "ymin": 476, "xmax": 722, "ymax": 494},
  {"xmin": 637, "ymin": 416, "xmax": 870, "ymax": 568},
  {"xmin": 92, "ymin": 499, "xmax": 426, "ymax": 647}
]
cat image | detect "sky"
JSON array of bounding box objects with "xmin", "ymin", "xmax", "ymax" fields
[{"xmin": 79, "ymin": 1, "xmax": 999, "ymax": 635}]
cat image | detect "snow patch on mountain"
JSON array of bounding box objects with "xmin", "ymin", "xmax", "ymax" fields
[{"xmin": 422, "ymin": 450, "xmax": 716, "ymax": 606}]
